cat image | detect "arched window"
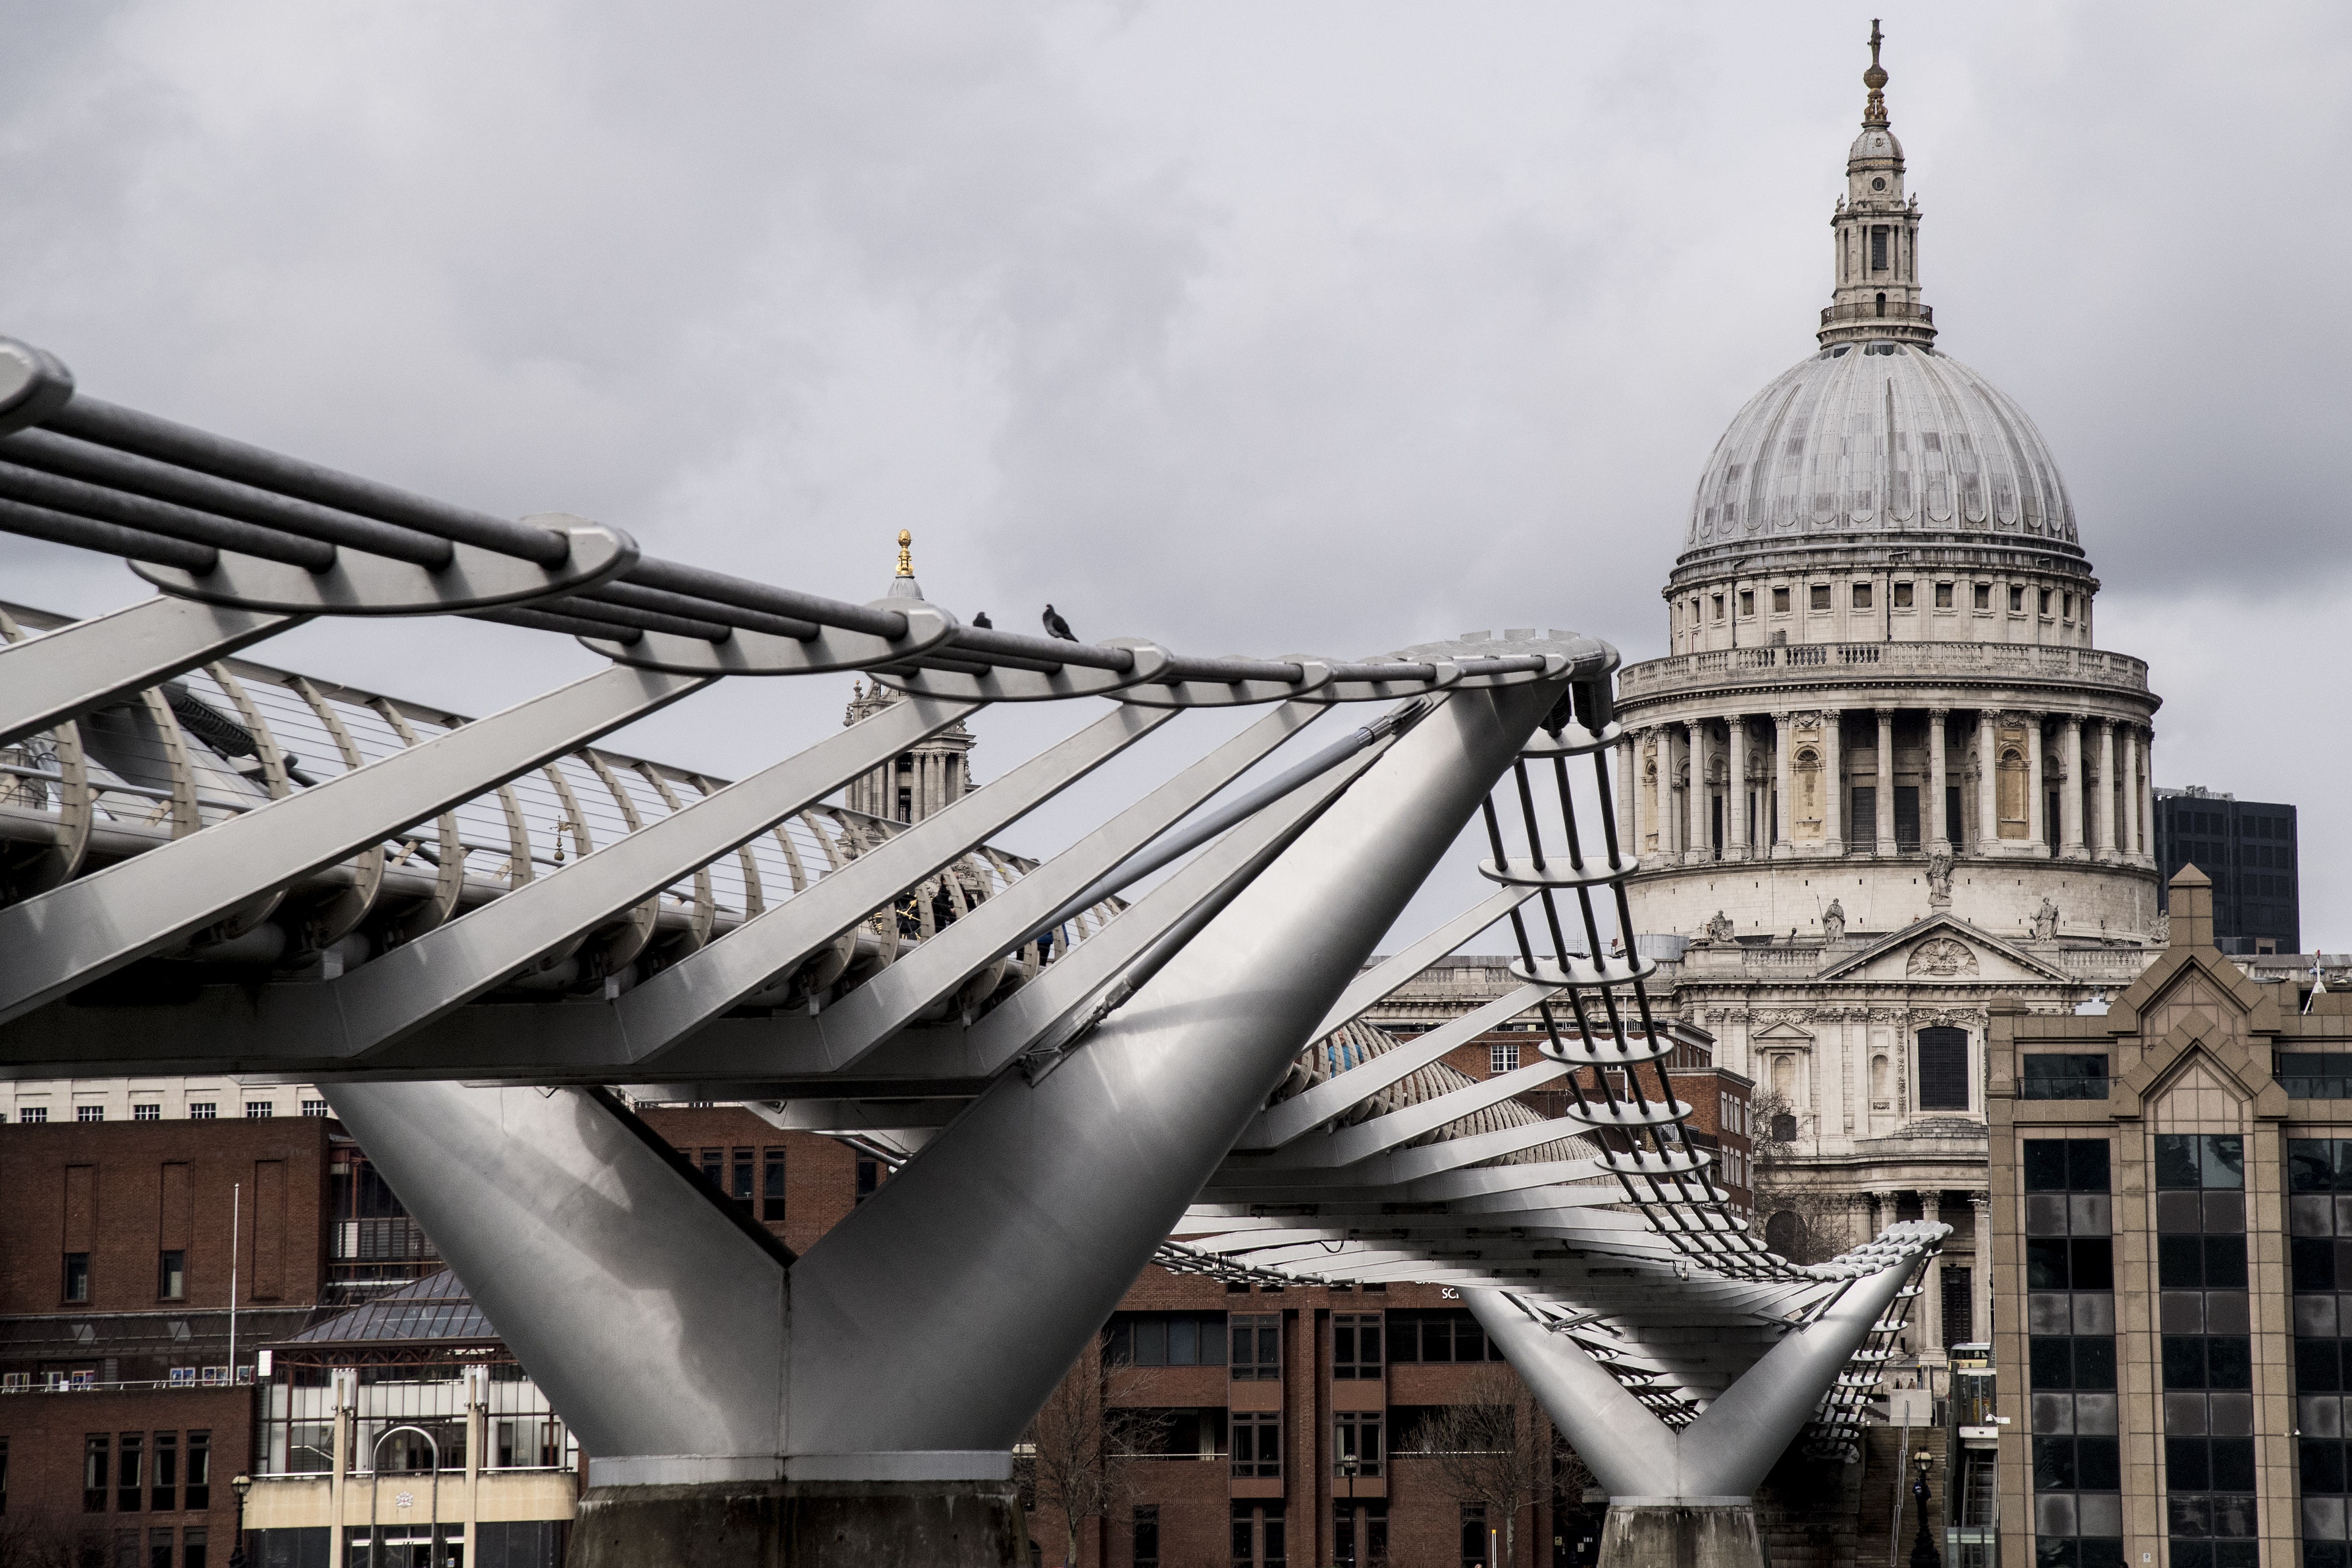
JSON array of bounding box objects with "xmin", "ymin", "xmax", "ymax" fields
[
  {"xmin": 1875, "ymin": 290, "xmax": 1888, "ymax": 317},
  {"xmin": 1770, "ymin": 1055, "xmax": 1798, "ymax": 1104},
  {"xmin": 1793, "ymin": 747, "xmax": 1822, "ymax": 837},
  {"xmin": 1765, "ymin": 1210, "xmax": 1804, "ymax": 1257},
  {"xmin": 1917, "ymin": 1027, "xmax": 1970, "ymax": 1111}
]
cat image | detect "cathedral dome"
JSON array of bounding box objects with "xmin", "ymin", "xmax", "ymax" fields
[{"xmin": 1681, "ymin": 340, "xmax": 2078, "ymax": 559}]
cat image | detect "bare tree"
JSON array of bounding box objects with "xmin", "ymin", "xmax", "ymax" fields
[
  {"xmin": 1416, "ymin": 1365, "xmax": 1569, "ymax": 1567},
  {"xmin": 0, "ymin": 1514, "xmax": 83, "ymax": 1568},
  {"xmin": 1749, "ymin": 1089, "xmax": 1854, "ymax": 1265},
  {"xmin": 1017, "ymin": 1346, "xmax": 1172, "ymax": 1568}
]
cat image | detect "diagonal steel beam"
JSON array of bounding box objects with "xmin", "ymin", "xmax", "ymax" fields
[
  {"xmin": 770, "ymin": 701, "xmax": 1330, "ymax": 1073},
  {"xmin": 1308, "ymin": 885, "xmax": 1537, "ymax": 1040},
  {"xmin": 1241, "ymin": 980, "xmax": 1558, "ymax": 1148},
  {"xmin": 0, "ymin": 595, "xmax": 303, "ymax": 748},
  {"xmin": 0, "ymin": 663, "xmax": 711, "ymax": 1022},
  {"xmin": 325, "ymin": 693, "xmax": 980, "ymax": 1058}
]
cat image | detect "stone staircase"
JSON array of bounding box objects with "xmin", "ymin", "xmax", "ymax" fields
[{"xmin": 1850, "ymin": 1424, "xmax": 1950, "ymax": 1568}]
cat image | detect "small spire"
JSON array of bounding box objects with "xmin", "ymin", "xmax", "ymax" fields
[
  {"xmin": 1862, "ymin": 19, "xmax": 1889, "ymax": 129},
  {"xmin": 896, "ymin": 528, "xmax": 914, "ymax": 578}
]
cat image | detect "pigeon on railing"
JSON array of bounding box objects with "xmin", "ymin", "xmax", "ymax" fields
[{"xmin": 1042, "ymin": 605, "xmax": 1077, "ymax": 641}]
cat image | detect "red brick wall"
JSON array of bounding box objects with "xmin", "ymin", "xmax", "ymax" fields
[
  {"xmin": 629, "ymin": 1107, "xmax": 873, "ymax": 1254},
  {"xmin": 0, "ymin": 1119, "xmax": 332, "ymax": 1319},
  {"xmin": 0, "ymin": 1385, "xmax": 253, "ymax": 1560}
]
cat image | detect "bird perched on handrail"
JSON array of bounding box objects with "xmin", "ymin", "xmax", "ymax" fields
[
  {"xmin": 1042, "ymin": 604, "xmax": 1077, "ymax": 641},
  {"xmin": 972, "ymin": 611, "xmax": 993, "ymax": 629}
]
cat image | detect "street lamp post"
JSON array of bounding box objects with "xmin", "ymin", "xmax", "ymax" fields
[
  {"xmin": 229, "ymin": 1472, "xmax": 252, "ymax": 1568},
  {"xmin": 1909, "ymin": 1450, "xmax": 1941, "ymax": 1568},
  {"xmin": 1339, "ymin": 1457, "xmax": 1359, "ymax": 1568}
]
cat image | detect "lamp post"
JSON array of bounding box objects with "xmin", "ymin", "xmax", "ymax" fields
[
  {"xmin": 228, "ymin": 1472, "xmax": 252, "ymax": 1568},
  {"xmin": 1909, "ymin": 1449, "xmax": 1941, "ymax": 1568},
  {"xmin": 1339, "ymin": 1456, "xmax": 1359, "ymax": 1568}
]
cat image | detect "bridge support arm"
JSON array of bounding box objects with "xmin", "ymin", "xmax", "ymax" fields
[
  {"xmin": 1470, "ymin": 1241, "xmax": 1931, "ymax": 1568},
  {"xmin": 0, "ymin": 595, "xmax": 301, "ymax": 748}
]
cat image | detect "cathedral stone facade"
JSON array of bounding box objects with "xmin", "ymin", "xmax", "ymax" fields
[{"xmin": 1608, "ymin": 36, "xmax": 2164, "ymax": 1372}]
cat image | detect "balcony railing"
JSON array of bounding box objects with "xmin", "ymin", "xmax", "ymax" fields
[
  {"xmin": 1618, "ymin": 641, "xmax": 2151, "ymax": 702},
  {"xmin": 1821, "ymin": 300, "xmax": 1933, "ymax": 326}
]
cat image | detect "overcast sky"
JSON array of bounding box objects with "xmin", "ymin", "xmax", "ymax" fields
[{"xmin": 6, "ymin": 2, "xmax": 2351, "ymax": 948}]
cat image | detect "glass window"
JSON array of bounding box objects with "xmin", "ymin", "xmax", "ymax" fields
[
  {"xmin": 148, "ymin": 1530, "xmax": 171, "ymax": 1568},
  {"xmin": 2039, "ymin": 589, "xmax": 2053, "ymax": 615},
  {"xmin": 854, "ymin": 1158, "xmax": 880, "ymax": 1202},
  {"xmin": 1334, "ymin": 1411, "xmax": 1383, "ymax": 1477},
  {"xmin": 1739, "ymin": 590, "xmax": 1754, "ymax": 616},
  {"xmin": 159, "ymin": 1252, "xmax": 185, "ymax": 1301},
  {"xmin": 118, "ymin": 1432, "xmax": 143, "ymax": 1512},
  {"xmin": 729, "ymin": 1149, "xmax": 753, "ymax": 1207},
  {"xmin": 1809, "ymin": 584, "xmax": 1831, "ymax": 611},
  {"xmin": 64, "ymin": 1253, "xmax": 90, "ymax": 1303},
  {"xmin": 1973, "ymin": 584, "xmax": 1992, "ymax": 610},
  {"xmin": 21, "ymin": 1107, "xmax": 47, "ymax": 1124},
  {"xmin": 301, "ymin": 1100, "xmax": 329, "ymax": 1117},
  {"xmin": 152, "ymin": 1433, "xmax": 176, "ymax": 1513},
  {"xmin": 1134, "ymin": 1505, "xmax": 1160, "ymax": 1568},
  {"xmin": 243, "ymin": 1102, "xmax": 273, "ymax": 1119},
  {"xmin": 184, "ymin": 1433, "xmax": 209, "ymax": 1512},
  {"xmin": 1915, "ymin": 1028, "xmax": 1970, "ymax": 1110},
  {"xmin": 85, "ymin": 1435, "xmax": 109, "ymax": 1512},
  {"xmin": 1711, "ymin": 595, "xmax": 1725, "ymax": 622},
  {"xmin": 1231, "ymin": 1314, "xmax": 1281, "ymax": 1381},
  {"xmin": 132, "ymin": 1104, "xmax": 161, "ymax": 1122},
  {"xmin": 188, "ymin": 1104, "xmax": 214, "ymax": 1120},
  {"xmin": 1893, "ymin": 581, "xmax": 1914, "ymax": 608},
  {"xmin": 1489, "ymin": 1043, "xmax": 1520, "ymax": 1075},
  {"xmin": 2008, "ymin": 586, "xmax": 2025, "ymax": 613},
  {"xmin": 1231, "ymin": 1412, "xmax": 1281, "ymax": 1478},
  {"xmin": 1772, "ymin": 587, "xmax": 1790, "ymax": 614},
  {"xmin": 78, "ymin": 1105, "xmax": 105, "ymax": 1123},
  {"xmin": 1852, "ymin": 582, "xmax": 1872, "ymax": 610},
  {"xmin": 1935, "ymin": 582, "xmax": 1954, "ymax": 608},
  {"xmin": 1333, "ymin": 1314, "xmax": 1383, "ymax": 1381},
  {"xmin": 2020, "ymin": 1055, "xmax": 2109, "ymax": 1100},
  {"xmin": 182, "ymin": 1530, "xmax": 207, "ymax": 1568},
  {"xmin": 762, "ymin": 1150, "xmax": 787, "ymax": 1222}
]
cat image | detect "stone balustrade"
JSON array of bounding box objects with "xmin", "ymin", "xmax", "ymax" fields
[{"xmin": 1618, "ymin": 640, "xmax": 2150, "ymax": 702}]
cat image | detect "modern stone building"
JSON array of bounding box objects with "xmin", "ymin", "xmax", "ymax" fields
[
  {"xmin": 1602, "ymin": 30, "xmax": 2168, "ymax": 1374},
  {"xmin": 1989, "ymin": 866, "xmax": 2352, "ymax": 1568}
]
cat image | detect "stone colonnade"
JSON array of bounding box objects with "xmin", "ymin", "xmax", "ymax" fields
[{"xmin": 1616, "ymin": 707, "xmax": 2155, "ymax": 866}]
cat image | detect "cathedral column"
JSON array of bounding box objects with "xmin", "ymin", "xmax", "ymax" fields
[
  {"xmin": 1874, "ymin": 707, "xmax": 1897, "ymax": 854},
  {"xmin": 1616, "ymin": 734, "xmax": 1638, "ymax": 861},
  {"xmin": 1823, "ymin": 709, "xmax": 1845, "ymax": 854},
  {"xmin": 1969, "ymin": 1191, "xmax": 1993, "ymax": 1347},
  {"xmin": 2091, "ymin": 719, "xmax": 2116, "ymax": 862},
  {"xmin": 1919, "ymin": 1191, "xmax": 1945, "ymax": 1354},
  {"xmin": 1727, "ymin": 718, "xmax": 1751, "ymax": 861},
  {"xmin": 2119, "ymin": 724, "xmax": 2142, "ymax": 862},
  {"xmin": 1927, "ymin": 708, "xmax": 1950, "ymax": 854},
  {"xmin": 1686, "ymin": 720, "xmax": 1709, "ymax": 865},
  {"xmin": 1772, "ymin": 713, "xmax": 1794, "ymax": 855},
  {"xmin": 1974, "ymin": 711, "xmax": 1999, "ymax": 855},
  {"xmin": 2140, "ymin": 728, "xmax": 2157, "ymax": 866},
  {"xmin": 1654, "ymin": 727, "xmax": 1675, "ymax": 858},
  {"xmin": 2060, "ymin": 715, "xmax": 2087, "ymax": 859},
  {"xmin": 2025, "ymin": 716, "xmax": 2048, "ymax": 855}
]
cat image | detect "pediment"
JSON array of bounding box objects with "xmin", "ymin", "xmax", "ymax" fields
[
  {"xmin": 1815, "ymin": 915, "xmax": 2075, "ymax": 985},
  {"xmin": 1752, "ymin": 1021, "xmax": 1816, "ymax": 1045}
]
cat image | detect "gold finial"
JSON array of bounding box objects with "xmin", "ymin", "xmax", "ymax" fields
[
  {"xmin": 896, "ymin": 528, "xmax": 913, "ymax": 578},
  {"xmin": 1862, "ymin": 20, "xmax": 1890, "ymax": 129}
]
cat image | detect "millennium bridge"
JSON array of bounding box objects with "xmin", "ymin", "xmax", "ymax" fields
[{"xmin": 0, "ymin": 335, "xmax": 1942, "ymax": 1567}]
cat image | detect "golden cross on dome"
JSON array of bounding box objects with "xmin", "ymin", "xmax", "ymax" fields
[
  {"xmin": 896, "ymin": 529, "xmax": 913, "ymax": 577},
  {"xmin": 1862, "ymin": 20, "xmax": 1890, "ymax": 127}
]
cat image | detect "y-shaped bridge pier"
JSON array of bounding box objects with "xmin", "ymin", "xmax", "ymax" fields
[{"xmin": 0, "ymin": 335, "xmax": 1942, "ymax": 1567}]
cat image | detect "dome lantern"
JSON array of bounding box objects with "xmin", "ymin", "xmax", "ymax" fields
[{"xmin": 1822, "ymin": 21, "xmax": 1934, "ymax": 350}]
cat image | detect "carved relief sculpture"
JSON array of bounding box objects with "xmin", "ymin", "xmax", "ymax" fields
[{"xmin": 1908, "ymin": 937, "xmax": 1979, "ymax": 978}]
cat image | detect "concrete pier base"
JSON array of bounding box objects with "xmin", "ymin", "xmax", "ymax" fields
[
  {"xmin": 1600, "ymin": 1502, "xmax": 1766, "ymax": 1568},
  {"xmin": 567, "ymin": 1479, "xmax": 1028, "ymax": 1568}
]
